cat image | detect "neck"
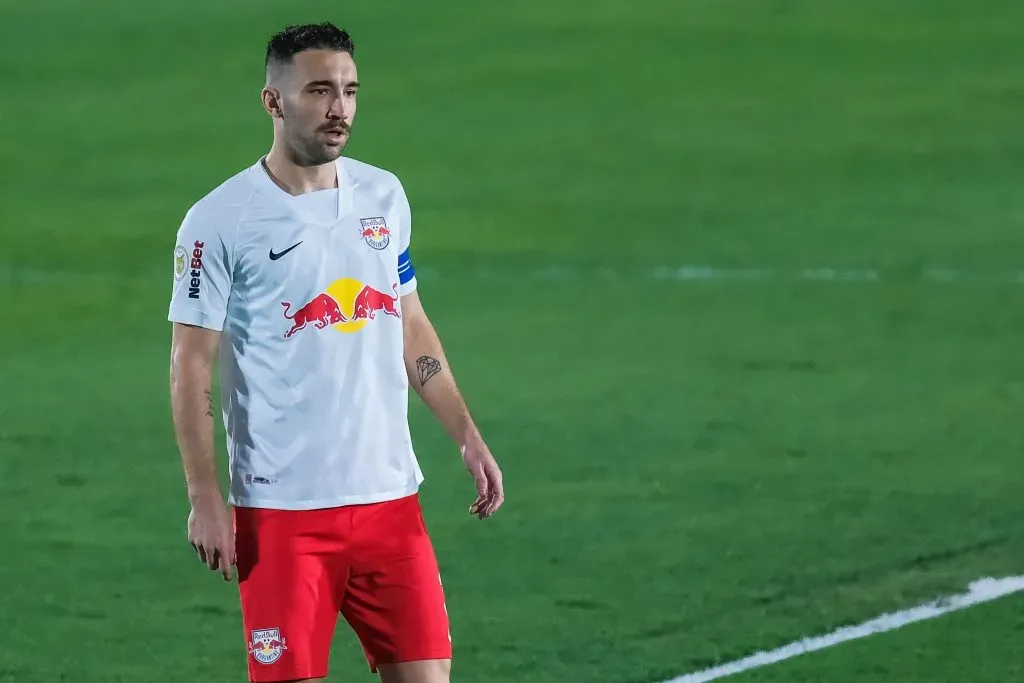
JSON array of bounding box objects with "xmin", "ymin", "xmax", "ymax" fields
[{"xmin": 263, "ymin": 144, "xmax": 338, "ymax": 195}]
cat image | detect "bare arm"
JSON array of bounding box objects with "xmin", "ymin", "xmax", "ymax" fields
[
  {"xmin": 170, "ymin": 322, "xmax": 235, "ymax": 578},
  {"xmin": 401, "ymin": 291, "xmax": 475, "ymax": 443},
  {"xmin": 401, "ymin": 291, "xmax": 504, "ymax": 518},
  {"xmin": 170, "ymin": 322, "xmax": 222, "ymax": 502}
]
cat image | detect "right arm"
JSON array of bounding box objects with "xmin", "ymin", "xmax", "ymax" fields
[
  {"xmin": 170, "ymin": 322, "xmax": 222, "ymax": 508},
  {"xmin": 170, "ymin": 322, "xmax": 235, "ymax": 580},
  {"xmin": 167, "ymin": 200, "xmax": 236, "ymax": 581}
]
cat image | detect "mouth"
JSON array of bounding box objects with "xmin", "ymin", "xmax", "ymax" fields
[{"xmin": 322, "ymin": 128, "xmax": 348, "ymax": 144}]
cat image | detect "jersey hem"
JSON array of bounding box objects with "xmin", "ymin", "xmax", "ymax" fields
[
  {"xmin": 168, "ymin": 305, "xmax": 226, "ymax": 331},
  {"xmin": 398, "ymin": 277, "xmax": 418, "ymax": 297},
  {"xmin": 228, "ymin": 480, "xmax": 423, "ymax": 511}
]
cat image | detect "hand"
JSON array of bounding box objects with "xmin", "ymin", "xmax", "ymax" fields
[
  {"xmin": 187, "ymin": 496, "xmax": 236, "ymax": 581},
  {"xmin": 461, "ymin": 434, "xmax": 504, "ymax": 519}
]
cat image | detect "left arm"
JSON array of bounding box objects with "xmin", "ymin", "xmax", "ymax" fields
[{"xmin": 401, "ymin": 290, "xmax": 504, "ymax": 519}]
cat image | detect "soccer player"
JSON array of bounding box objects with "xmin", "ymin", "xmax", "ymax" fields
[{"xmin": 167, "ymin": 22, "xmax": 503, "ymax": 683}]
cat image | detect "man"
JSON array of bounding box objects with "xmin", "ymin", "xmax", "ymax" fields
[{"xmin": 167, "ymin": 22, "xmax": 503, "ymax": 683}]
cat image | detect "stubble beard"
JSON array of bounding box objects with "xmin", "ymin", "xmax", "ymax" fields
[
  {"xmin": 288, "ymin": 129, "xmax": 344, "ymax": 166},
  {"xmin": 282, "ymin": 112, "xmax": 347, "ymax": 167}
]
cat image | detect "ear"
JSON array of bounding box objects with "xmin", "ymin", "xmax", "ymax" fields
[{"xmin": 261, "ymin": 87, "xmax": 283, "ymax": 118}]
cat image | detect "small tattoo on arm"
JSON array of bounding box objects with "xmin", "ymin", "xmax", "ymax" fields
[
  {"xmin": 204, "ymin": 390, "xmax": 215, "ymax": 417},
  {"xmin": 416, "ymin": 356, "xmax": 442, "ymax": 386}
]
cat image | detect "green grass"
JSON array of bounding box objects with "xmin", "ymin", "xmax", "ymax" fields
[
  {"xmin": 2, "ymin": 1, "xmax": 1024, "ymax": 681},
  {"xmin": 739, "ymin": 591, "xmax": 1024, "ymax": 683}
]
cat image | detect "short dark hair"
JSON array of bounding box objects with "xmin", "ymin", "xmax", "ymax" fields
[{"xmin": 265, "ymin": 22, "xmax": 355, "ymax": 79}]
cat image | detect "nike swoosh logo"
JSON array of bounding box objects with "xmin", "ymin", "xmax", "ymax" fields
[{"xmin": 269, "ymin": 242, "xmax": 302, "ymax": 261}]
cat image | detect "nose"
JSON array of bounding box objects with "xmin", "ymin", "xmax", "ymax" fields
[{"xmin": 327, "ymin": 94, "xmax": 345, "ymax": 121}]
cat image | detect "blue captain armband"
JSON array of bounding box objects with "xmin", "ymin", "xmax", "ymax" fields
[{"xmin": 398, "ymin": 248, "xmax": 415, "ymax": 284}]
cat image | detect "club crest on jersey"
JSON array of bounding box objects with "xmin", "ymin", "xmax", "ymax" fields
[
  {"xmin": 359, "ymin": 217, "xmax": 391, "ymax": 250},
  {"xmin": 248, "ymin": 628, "xmax": 287, "ymax": 665}
]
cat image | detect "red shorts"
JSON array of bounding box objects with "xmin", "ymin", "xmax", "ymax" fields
[{"xmin": 233, "ymin": 493, "xmax": 452, "ymax": 682}]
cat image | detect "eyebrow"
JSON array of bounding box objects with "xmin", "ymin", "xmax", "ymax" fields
[{"xmin": 305, "ymin": 80, "xmax": 360, "ymax": 89}]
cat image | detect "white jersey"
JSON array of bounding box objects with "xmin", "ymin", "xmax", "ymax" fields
[{"xmin": 168, "ymin": 156, "xmax": 423, "ymax": 510}]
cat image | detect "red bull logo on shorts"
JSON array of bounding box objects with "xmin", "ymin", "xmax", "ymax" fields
[
  {"xmin": 281, "ymin": 278, "xmax": 400, "ymax": 338},
  {"xmin": 359, "ymin": 217, "xmax": 391, "ymax": 250},
  {"xmin": 248, "ymin": 627, "xmax": 287, "ymax": 665}
]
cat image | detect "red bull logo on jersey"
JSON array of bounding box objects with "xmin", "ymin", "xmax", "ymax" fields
[
  {"xmin": 281, "ymin": 278, "xmax": 400, "ymax": 338},
  {"xmin": 248, "ymin": 627, "xmax": 287, "ymax": 665},
  {"xmin": 359, "ymin": 217, "xmax": 391, "ymax": 250}
]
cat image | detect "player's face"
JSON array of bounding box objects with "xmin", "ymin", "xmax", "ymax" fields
[{"xmin": 274, "ymin": 49, "xmax": 359, "ymax": 166}]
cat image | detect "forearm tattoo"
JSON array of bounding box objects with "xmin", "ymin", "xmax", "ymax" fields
[
  {"xmin": 204, "ymin": 390, "xmax": 215, "ymax": 417},
  {"xmin": 416, "ymin": 356, "xmax": 442, "ymax": 387}
]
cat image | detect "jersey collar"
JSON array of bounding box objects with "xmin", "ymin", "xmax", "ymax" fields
[{"xmin": 249, "ymin": 155, "xmax": 354, "ymax": 225}]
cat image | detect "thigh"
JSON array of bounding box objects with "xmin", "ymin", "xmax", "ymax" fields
[
  {"xmin": 377, "ymin": 658, "xmax": 451, "ymax": 683},
  {"xmin": 235, "ymin": 507, "xmax": 346, "ymax": 683},
  {"xmin": 340, "ymin": 495, "xmax": 453, "ymax": 673}
]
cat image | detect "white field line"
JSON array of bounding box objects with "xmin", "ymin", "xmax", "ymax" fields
[
  {"xmin": 3, "ymin": 265, "xmax": 1024, "ymax": 285},
  {"xmin": 663, "ymin": 575, "xmax": 1024, "ymax": 683}
]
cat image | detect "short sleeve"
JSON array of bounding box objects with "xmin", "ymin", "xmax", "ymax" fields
[
  {"xmin": 395, "ymin": 181, "xmax": 417, "ymax": 296},
  {"xmin": 168, "ymin": 204, "xmax": 235, "ymax": 331}
]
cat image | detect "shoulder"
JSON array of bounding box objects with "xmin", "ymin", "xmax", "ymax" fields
[
  {"xmin": 179, "ymin": 163, "xmax": 260, "ymax": 235},
  {"xmin": 341, "ymin": 156, "xmax": 406, "ymax": 198}
]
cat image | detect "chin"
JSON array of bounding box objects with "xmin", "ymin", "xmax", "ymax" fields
[{"xmin": 294, "ymin": 149, "xmax": 337, "ymax": 167}]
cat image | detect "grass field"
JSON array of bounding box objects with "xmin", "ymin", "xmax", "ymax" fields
[{"xmin": 2, "ymin": 1, "xmax": 1023, "ymax": 681}]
